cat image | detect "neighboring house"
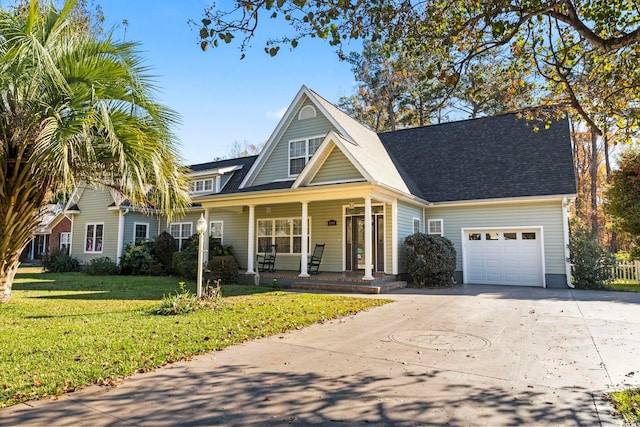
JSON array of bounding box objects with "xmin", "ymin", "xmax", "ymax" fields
[
  {"xmin": 21, "ymin": 203, "xmax": 72, "ymax": 262},
  {"xmin": 66, "ymin": 85, "xmax": 576, "ymax": 288}
]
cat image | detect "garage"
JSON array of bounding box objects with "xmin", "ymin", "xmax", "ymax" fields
[{"xmin": 462, "ymin": 228, "xmax": 544, "ymax": 287}]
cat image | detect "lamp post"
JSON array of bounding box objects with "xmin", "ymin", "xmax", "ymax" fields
[{"xmin": 196, "ymin": 213, "xmax": 207, "ymax": 299}]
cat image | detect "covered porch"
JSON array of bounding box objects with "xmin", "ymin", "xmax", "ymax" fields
[{"xmin": 197, "ymin": 182, "xmax": 418, "ymax": 281}]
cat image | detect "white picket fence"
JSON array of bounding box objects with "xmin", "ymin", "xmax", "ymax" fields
[{"xmin": 612, "ymin": 260, "xmax": 640, "ymax": 284}]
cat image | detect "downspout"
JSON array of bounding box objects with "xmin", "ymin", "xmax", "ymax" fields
[
  {"xmin": 562, "ymin": 197, "xmax": 574, "ymax": 288},
  {"xmin": 69, "ymin": 214, "xmax": 74, "ymax": 256},
  {"xmin": 116, "ymin": 208, "xmax": 130, "ymax": 265}
]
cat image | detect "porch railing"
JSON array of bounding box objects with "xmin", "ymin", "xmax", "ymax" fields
[{"xmin": 611, "ymin": 260, "xmax": 640, "ymax": 284}]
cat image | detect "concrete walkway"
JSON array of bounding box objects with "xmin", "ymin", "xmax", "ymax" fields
[{"xmin": 2, "ymin": 285, "xmax": 639, "ymax": 426}]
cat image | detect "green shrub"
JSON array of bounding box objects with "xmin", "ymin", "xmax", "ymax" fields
[
  {"xmin": 119, "ymin": 240, "xmax": 162, "ymax": 275},
  {"xmin": 569, "ymin": 226, "xmax": 615, "ymax": 289},
  {"xmin": 155, "ymin": 282, "xmax": 198, "ymax": 315},
  {"xmin": 206, "ymin": 255, "xmax": 239, "ymax": 284},
  {"xmin": 171, "ymin": 236, "xmax": 198, "ymax": 279},
  {"xmin": 152, "ymin": 231, "xmax": 177, "ymax": 274},
  {"xmin": 85, "ymin": 257, "xmax": 118, "ymax": 276},
  {"xmin": 629, "ymin": 239, "xmax": 640, "ymax": 261},
  {"xmin": 41, "ymin": 248, "xmax": 79, "ymax": 273},
  {"xmin": 210, "ymin": 243, "xmax": 234, "ymax": 257},
  {"xmin": 404, "ymin": 233, "xmax": 456, "ymax": 287}
]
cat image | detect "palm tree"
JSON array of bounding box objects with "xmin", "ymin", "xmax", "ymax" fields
[{"xmin": 0, "ymin": 0, "xmax": 190, "ymax": 303}]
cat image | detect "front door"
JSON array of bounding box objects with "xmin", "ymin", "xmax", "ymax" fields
[{"xmin": 345, "ymin": 207, "xmax": 384, "ymax": 272}]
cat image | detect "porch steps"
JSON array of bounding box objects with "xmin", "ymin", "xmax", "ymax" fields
[{"xmin": 287, "ymin": 280, "xmax": 407, "ymax": 294}]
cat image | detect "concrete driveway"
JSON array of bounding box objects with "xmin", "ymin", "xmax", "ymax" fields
[{"xmin": 2, "ymin": 285, "xmax": 639, "ymax": 426}]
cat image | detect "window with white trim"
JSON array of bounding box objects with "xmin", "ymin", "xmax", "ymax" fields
[
  {"xmin": 210, "ymin": 221, "xmax": 223, "ymax": 244},
  {"xmin": 170, "ymin": 222, "xmax": 193, "ymax": 251},
  {"xmin": 85, "ymin": 223, "xmax": 103, "ymax": 253},
  {"xmin": 289, "ymin": 136, "xmax": 323, "ymax": 176},
  {"xmin": 413, "ymin": 218, "xmax": 422, "ymax": 234},
  {"xmin": 190, "ymin": 177, "xmax": 217, "ymax": 193},
  {"xmin": 59, "ymin": 232, "xmax": 71, "ymax": 251},
  {"xmin": 257, "ymin": 217, "xmax": 309, "ymax": 254},
  {"xmin": 427, "ymin": 219, "xmax": 443, "ymax": 236},
  {"xmin": 134, "ymin": 223, "xmax": 149, "ymax": 242}
]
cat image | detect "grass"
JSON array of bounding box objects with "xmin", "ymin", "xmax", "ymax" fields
[
  {"xmin": 610, "ymin": 387, "xmax": 640, "ymax": 425},
  {"xmin": 0, "ymin": 267, "xmax": 391, "ymax": 408},
  {"xmin": 609, "ymin": 283, "xmax": 640, "ymax": 293}
]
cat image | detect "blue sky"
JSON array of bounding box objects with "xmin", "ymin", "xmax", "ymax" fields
[{"xmin": 98, "ymin": 1, "xmax": 357, "ymax": 165}]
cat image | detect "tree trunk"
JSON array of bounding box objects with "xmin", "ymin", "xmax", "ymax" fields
[
  {"xmin": 590, "ymin": 126, "xmax": 599, "ymax": 239},
  {"xmin": 387, "ymin": 97, "xmax": 396, "ymax": 131},
  {"xmin": 0, "ymin": 258, "xmax": 20, "ymax": 303},
  {"xmin": 0, "ymin": 160, "xmax": 48, "ymax": 303},
  {"xmin": 602, "ymin": 130, "xmax": 618, "ymax": 253}
]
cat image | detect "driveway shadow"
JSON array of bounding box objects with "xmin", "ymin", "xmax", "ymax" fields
[{"xmin": 2, "ymin": 364, "xmax": 605, "ymax": 426}]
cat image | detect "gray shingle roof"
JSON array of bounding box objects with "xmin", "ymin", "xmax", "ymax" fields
[
  {"xmin": 188, "ymin": 156, "xmax": 258, "ymax": 194},
  {"xmin": 378, "ymin": 112, "xmax": 576, "ymax": 202}
]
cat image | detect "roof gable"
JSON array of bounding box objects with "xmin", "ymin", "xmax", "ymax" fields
[
  {"xmin": 310, "ymin": 145, "xmax": 365, "ymax": 185},
  {"xmin": 293, "ymin": 132, "xmax": 369, "ymax": 188},
  {"xmin": 240, "ymin": 86, "xmax": 411, "ymax": 194}
]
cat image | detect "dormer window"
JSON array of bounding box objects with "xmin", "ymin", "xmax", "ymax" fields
[
  {"xmin": 298, "ymin": 105, "xmax": 316, "ymax": 120},
  {"xmin": 289, "ymin": 136, "xmax": 323, "ymax": 176},
  {"xmin": 190, "ymin": 177, "xmax": 217, "ymax": 193}
]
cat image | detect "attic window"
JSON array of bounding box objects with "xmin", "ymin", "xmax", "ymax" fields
[
  {"xmin": 190, "ymin": 177, "xmax": 217, "ymax": 193},
  {"xmin": 298, "ymin": 105, "xmax": 316, "ymax": 120}
]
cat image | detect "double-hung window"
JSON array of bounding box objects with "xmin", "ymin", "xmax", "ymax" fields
[
  {"xmin": 257, "ymin": 218, "xmax": 308, "ymax": 254},
  {"xmin": 210, "ymin": 221, "xmax": 223, "ymax": 245},
  {"xmin": 170, "ymin": 222, "xmax": 193, "ymax": 251},
  {"xmin": 59, "ymin": 232, "xmax": 71, "ymax": 251},
  {"xmin": 289, "ymin": 136, "xmax": 323, "ymax": 176},
  {"xmin": 427, "ymin": 219, "xmax": 444, "ymax": 236},
  {"xmin": 85, "ymin": 223, "xmax": 103, "ymax": 253},
  {"xmin": 413, "ymin": 218, "xmax": 422, "ymax": 234},
  {"xmin": 134, "ymin": 223, "xmax": 149, "ymax": 242}
]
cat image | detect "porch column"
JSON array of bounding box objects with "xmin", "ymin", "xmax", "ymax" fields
[
  {"xmin": 363, "ymin": 196, "xmax": 374, "ymax": 280},
  {"xmin": 116, "ymin": 209, "xmax": 125, "ymax": 265},
  {"xmin": 246, "ymin": 205, "xmax": 256, "ymax": 274},
  {"xmin": 299, "ymin": 201, "xmax": 310, "ymax": 277},
  {"xmin": 203, "ymin": 208, "xmax": 210, "ymax": 265}
]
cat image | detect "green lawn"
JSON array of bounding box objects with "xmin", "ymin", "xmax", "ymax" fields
[
  {"xmin": 609, "ymin": 282, "xmax": 640, "ymax": 293},
  {"xmin": 0, "ymin": 267, "xmax": 390, "ymax": 408},
  {"xmin": 610, "ymin": 387, "xmax": 640, "ymax": 425}
]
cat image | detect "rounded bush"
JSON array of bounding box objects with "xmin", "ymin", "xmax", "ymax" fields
[
  {"xmin": 403, "ymin": 233, "xmax": 456, "ymax": 287},
  {"xmin": 119, "ymin": 240, "xmax": 162, "ymax": 275},
  {"xmin": 206, "ymin": 255, "xmax": 239, "ymax": 284},
  {"xmin": 568, "ymin": 225, "xmax": 615, "ymax": 289},
  {"xmin": 85, "ymin": 257, "xmax": 118, "ymax": 276},
  {"xmin": 172, "ymin": 236, "xmax": 198, "ymax": 279},
  {"xmin": 41, "ymin": 248, "xmax": 79, "ymax": 273},
  {"xmin": 152, "ymin": 231, "xmax": 177, "ymax": 274}
]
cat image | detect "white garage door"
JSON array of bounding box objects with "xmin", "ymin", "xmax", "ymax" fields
[{"xmin": 463, "ymin": 228, "xmax": 544, "ymax": 287}]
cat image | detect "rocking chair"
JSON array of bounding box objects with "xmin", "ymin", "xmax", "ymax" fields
[
  {"xmin": 307, "ymin": 243, "xmax": 325, "ymax": 275},
  {"xmin": 256, "ymin": 244, "xmax": 277, "ymax": 272}
]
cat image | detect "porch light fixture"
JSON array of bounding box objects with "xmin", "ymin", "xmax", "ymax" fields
[
  {"xmin": 349, "ymin": 200, "xmax": 354, "ymax": 209},
  {"xmin": 196, "ymin": 214, "xmax": 207, "ymax": 298}
]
